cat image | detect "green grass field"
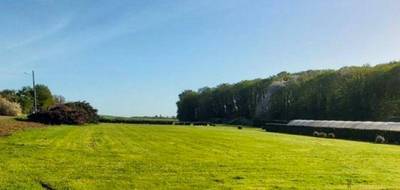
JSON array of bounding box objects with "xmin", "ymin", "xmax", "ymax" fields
[{"xmin": 0, "ymin": 123, "xmax": 400, "ymax": 189}]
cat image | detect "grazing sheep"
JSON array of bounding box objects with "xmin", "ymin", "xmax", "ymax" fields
[
  {"xmin": 328, "ymin": 133, "xmax": 335, "ymax": 138},
  {"xmin": 318, "ymin": 132, "xmax": 327, "ymax": 138},
  {"xmin": 313, "ymin": 131, "xmax": 320, "ymax": 137},
  {"xmin": 375, "ymin": 135, "xmax": 386, "ymax": 144}
]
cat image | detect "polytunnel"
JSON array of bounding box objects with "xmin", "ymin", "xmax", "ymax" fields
[
  {"xmin": 264, "ymin": 120, "xmax": 400, "ymax": 144},
  {"xmin": 288, "ymin": 120, "xmax": 400, "ymax": 132}
]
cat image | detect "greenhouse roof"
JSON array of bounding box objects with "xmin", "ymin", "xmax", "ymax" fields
[{"xmin": 288, "ymin": 120, "xmax": 400, "ymax": 132}]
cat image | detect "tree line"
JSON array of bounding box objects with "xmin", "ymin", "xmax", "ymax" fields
[
  {"xmin": 1, "ymin": 85, "xmax": 98, "ymax": 125},
  {"xmin": 0, "ymin": 84, "xmax": 65, "ymax": 114},
  {"xmin": 177, "ymin": 61, "xmax": 400, "ymax": 124}
]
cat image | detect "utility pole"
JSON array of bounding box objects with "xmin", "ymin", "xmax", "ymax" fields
[{"xmin": 32, "ymin": 70, "xmax": 38, "ymax": 113}]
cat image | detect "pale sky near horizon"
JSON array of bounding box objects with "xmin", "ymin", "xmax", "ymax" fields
[{"xmin": 0, "ymin": 0, "xmax": 399, "ymax": 116}]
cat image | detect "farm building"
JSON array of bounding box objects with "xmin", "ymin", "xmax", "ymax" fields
[{"xmin": 264, "ymin": 120, "xmax": 400, "ymax": 144}]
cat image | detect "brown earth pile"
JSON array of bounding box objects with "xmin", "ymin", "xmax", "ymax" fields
[{"xmin": 0, "ymin": 116, "xmax": 44, "ymax": 136}]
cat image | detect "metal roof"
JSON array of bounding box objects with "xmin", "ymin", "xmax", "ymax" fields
[{"xmin": 288, "ymin": 120, "xmax": 400, "ymax": 132}]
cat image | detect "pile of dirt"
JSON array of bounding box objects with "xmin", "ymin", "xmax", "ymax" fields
[{"xmin": 0, "ymin": 116, "xmax": 45, "ymax": 136}]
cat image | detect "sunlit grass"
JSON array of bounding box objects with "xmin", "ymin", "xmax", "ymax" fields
[{"xmin": 0, "ymin": 123, "xmax": 399, "ymax": 189}]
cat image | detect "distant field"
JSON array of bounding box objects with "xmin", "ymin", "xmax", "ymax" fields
[
  {"xmin": 100, "ymin": 115, "xmax": 177, "ymax": 122},
  {"xmin": 99, "ymin": 115, "xmax": 177, "ymax": 124},
  {"xmin": 0, "ymin": 123, "xmax": 400, "ymax": 189}
]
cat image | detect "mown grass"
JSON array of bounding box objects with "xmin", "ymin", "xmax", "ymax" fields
[{"xmin": 0, "ymin": 123, "xmax": 399, "ymax": 189}]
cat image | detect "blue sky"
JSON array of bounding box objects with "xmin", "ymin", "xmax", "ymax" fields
[{"xmin": 1, "ymin": 0, "xmax": 399, "ymax": 116}]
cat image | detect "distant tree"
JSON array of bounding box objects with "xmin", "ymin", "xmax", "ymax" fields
[
  {"xmin": 176, "ymin": 61, "xmax": 400, "ymax": 123},
  {"xmin": 35, "ymin": 84, "xmax": 55, "ymax": 111},
  {"xmin": 176, "ymin": 90, "xmax": 199, "ymax": 121},
  {"xmin": 53, "ymin": 95, "xmax": 66, "ymax": 104},
  {"xmin": 0, "ymin": 84, "xmax": 57, "ymax": 114},
  {"xmin": 16, "ymin": 87, "xmax": 34, "ymax": 114}
]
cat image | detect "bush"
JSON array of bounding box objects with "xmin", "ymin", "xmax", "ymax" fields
[
  {"xmin": 28, "ymin": 101, "xmax": 99, "ymax": 125},
  {"xmin": 328, "ymin": 133, "xmax": 336, "ymax": 138},
  {"xmin": 0, "ymin": 97, "xmax": 22, "ymax": 116},
  {"xmin": 64, "ymin": 102, "xmax": 99, "ymax": 123}
]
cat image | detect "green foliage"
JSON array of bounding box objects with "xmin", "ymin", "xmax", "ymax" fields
[
  {"xmin": 16, "ymin": 87, "xmax": 34, "ymax": 114},
  {"xmin": 0, "ymin": 96, "xmax": 22, "ymax": 116},
  {"xmin": 0, "ymin": 123, "xmax": 400, "ymax": 189},
  {"xmin": 176, "ymin": 90, "xmax": 199, "ymax": 121},
  {"xmin": 177, "ymin": 61, "xmax": 400, "ymax": 123},
  {"xmin": 34, "ymin": 84, "xmax": 55, "ymax": 111},
  {"xmin": 0, "ymin": 84, "xmax": 57, "ymax": 114}
]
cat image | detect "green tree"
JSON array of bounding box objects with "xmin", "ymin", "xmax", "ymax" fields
[
  {"xmin": 35, "ymin": 84, "xmax": 55, "ymax": 111},
  {"xmin": 16, "ymin": 87, "xmax": 34, "ymax": 114},
  {"xmin": 176, "ymin": 61, "xmax": 400, "ymax": 123},
  {"xmin": 176, "ymin": 90, "xmax": 199, "ymax": 121}
]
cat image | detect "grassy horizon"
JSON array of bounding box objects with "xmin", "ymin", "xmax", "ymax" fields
[{"xmin": 0, "ymin": 123, "xmax": 399, "ymax": 189}]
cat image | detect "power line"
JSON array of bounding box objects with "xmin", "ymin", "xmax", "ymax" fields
[{"xmin": 1, "ymin": 70, "xmax": 25, "ymax": 76}]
